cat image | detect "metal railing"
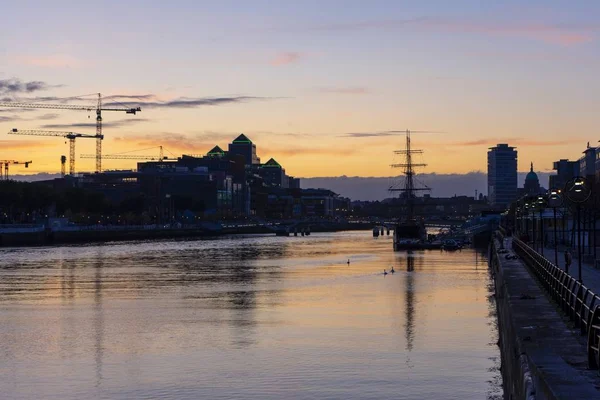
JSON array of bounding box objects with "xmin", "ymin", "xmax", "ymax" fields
[{"xmin": 511, "ymin": 238, "xmax": 600, "ymax": 370}]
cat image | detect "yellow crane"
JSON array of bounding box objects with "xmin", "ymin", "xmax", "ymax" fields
[
  {"xmin": 0, "ymin": 160, "xmax": 32, "ymax": 180},
  {"xmin": 9, "ymin": 128, "xmax": 102, "ymax": 175},
  {"xmin": 80, "ymin": 146, "xmax": 174, "ymax": 162},
  {"xmin": 0, "ymin": 93, "xmax": 141, "ymax": 172}
]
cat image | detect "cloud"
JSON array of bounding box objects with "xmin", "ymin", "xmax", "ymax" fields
[
  {"xmin": 0, "ymin": 78, "xmax": 57, "ymax": 95},
  {"xmin": 340, "ymin": 130, "xmax": 442, "ymax": 138},
  {"xmin": 16, "ymin": 54, "xmax": 86, "ymax": 68},
  {"xmin": 318, "ymin": 87, "xmax": 370, "ymax": 95},
  {"xmin": 40, "ymin": 118, "xmax": 149, "ymax": 129},
  {"xmin": 450, "ymin": 138, "xmax": 579, "ymax": 147},
  {"xmin": 419, "ymin": 18, "xmax": 595, "ymax": 46},
  {"xmin": 113, "ymin": 133, "xmax": 207, "ymax": 153},
  {"xmin": 0, "ymin": 115, "xmax": 21, "ymax": 123},
  {"xmin": 270, "ymin": 52, "xmax": 303, "ymax": 66},
  {"xmin": 261, "ymin": 145, "xmax": 361, "ymax": 157},
  {"xmin": 103, "ymin": 96, "xmax": 276, "ymax": 109},
  {"xmin": 37, "ymin": 113, "xmax": 61, "ymax": 120}
]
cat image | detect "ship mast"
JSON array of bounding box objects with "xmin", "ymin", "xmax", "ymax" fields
[{"xmin": 389, "ymin": 130, "xmax": 430, "ymax": 220}]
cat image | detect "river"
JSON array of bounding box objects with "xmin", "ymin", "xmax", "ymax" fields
[{"xmin": 0, "ymin": 231, "xmax": 502, "ymax": 399}]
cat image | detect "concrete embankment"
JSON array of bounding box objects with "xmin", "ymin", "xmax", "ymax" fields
[
  {"xmin": 0, "ymin": 222, "xmax": 373, "ymax": 247},
  {"xmin": 491, "ymin": 237, "xmax": 600, "ymax": 399}
]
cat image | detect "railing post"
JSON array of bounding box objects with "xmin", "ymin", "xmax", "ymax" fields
[{"xmin": 587, "ymin": 305, "xmax": 600, "ymax": 369}]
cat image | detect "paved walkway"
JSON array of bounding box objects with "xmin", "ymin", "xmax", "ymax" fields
[{"xmin": 539, "ymin": 243, "xmax": 600, "ymax": 294}]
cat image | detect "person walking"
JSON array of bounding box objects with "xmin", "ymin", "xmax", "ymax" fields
[{"xmin": 564, "ymin": 248, "xmax": 572, "ymax": 272}]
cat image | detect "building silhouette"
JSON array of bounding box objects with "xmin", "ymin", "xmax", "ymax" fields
[
  {"xmin": 523, "ymin": 162, "xmax": 541, "ymax": 195},
  {"xmin": 549, "ymin": 159, "xmax": 579, "ymax": 191},
  {"xmin": 228, "ymin": 134, "xmax": 260, "ymax": 165},
  {"xmin": 487, "ymin": 144, "xmax": 517, "ymax": 208}
]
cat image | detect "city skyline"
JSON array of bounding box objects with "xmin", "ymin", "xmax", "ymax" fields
[{"xmin": 1, "ymin": 1, "xmax": 599, "ymax": 177}]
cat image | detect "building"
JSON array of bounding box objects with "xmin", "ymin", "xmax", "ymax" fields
[
  {"xmin": 228, "ymin": 134, "xmax": 260, "ymax": 166},
  {"xmin": 523, "ymin": 162, "xmax": 541, "ymax": 195},
  {"xmin": 288, "ymin": 177, "xmax": 301, "ymax": 189},
  {"xmin": 580, "ymin": 144, "xmax": 596, "ymax": 180},
  {"xmin": 487, "ymin": 144, "xmax": 518, "ymax": 208},
  {"xmin": 549, "ymin": 159, "xmax": 579, "ymax": 190},
  {"xmin": 260, "ymin": 158, "xmax": 288, "ymax": 189}
]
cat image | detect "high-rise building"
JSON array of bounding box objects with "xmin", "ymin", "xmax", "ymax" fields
[
  {"xmin": 260, "ymin": 158, "xmax": 288, "ymax": 188},
  {"xmin": 228, "ymin": 134, "xmax": 260, "ymax": 166},
  {"xmin": 549, "ymin": 159, "xmax": 579, "ymax": 190},
  {"xmin": 487, "ymin": 144, "xmax": 517, "ymax": 207},
  {"xmin": 580, "ymin": 144, "xmax": 596, "ymax": 180}
]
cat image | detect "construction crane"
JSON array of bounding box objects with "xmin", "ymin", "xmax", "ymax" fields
[
  {"xmin": 9, "ymin": 128, "xmax": 102, "ymax": 175},
  {"xmin": 60, "ymin": 155, "xmax": 66, "ymax": 178},
  {"xmin": 0, "ymin": 160, "xmax": 32, "ymax": 180},
  {"xmin": 80, "ymin": 146, "xmax": 174, "ymax": 162},
  {"xmin": 0, "ymin": 93, "xmax": 141, "ymax": 173}
]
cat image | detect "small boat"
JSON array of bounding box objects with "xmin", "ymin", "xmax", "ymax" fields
[{"xmin": 442, "ymin": 239, "xmax": 460, "ymax": 251}]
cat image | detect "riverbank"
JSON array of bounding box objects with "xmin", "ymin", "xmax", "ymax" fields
[
  {"xmin": 491, "ymin": 236, "xmax": 600, "ymax": 399},
  {"xmin": 0, "ymin": 221, "xmax": 373, "ymax": 247}
]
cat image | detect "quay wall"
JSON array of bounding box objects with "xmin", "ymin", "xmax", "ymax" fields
[
  {"xmin": 0, "ymin": 222, "xmax": 373, "ymax": 247},
  {"xmin": 491, "ymin": 237, "xmax": 599, "ymax": 399}
]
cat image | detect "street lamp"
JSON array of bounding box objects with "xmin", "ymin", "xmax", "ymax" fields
[
  {"xmin": 565, "ymin": 176, "xmax": 591, "ymax": 282},
  {"xmin": 537, "ymin": 194, "xmax": 547, "ymax": 258},
  {"xmin": 548, "ymin": 188, "xmax": 563, "ymax": 267},
  {"xmin": 524, "ymin": 200, "xmax": 531, "ymax": 244}
]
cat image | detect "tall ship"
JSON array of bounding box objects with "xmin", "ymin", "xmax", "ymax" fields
[{"xmin": 389, "ymin": 130, "xmax": 430, "ymax": 251}]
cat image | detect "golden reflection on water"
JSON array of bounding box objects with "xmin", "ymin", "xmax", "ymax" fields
[{"xmin": 0, "ymin": 232, "xmax": 501, "ymax": 400}]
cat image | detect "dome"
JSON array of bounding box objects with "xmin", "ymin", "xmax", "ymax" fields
[{"xmin": 525, "ymin": 162, "xmax": 538, "ymax": 182}]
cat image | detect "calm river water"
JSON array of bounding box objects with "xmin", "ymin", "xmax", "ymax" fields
[{"xmin": 0, "ymin": 231, "xmax": 502, "ymax": 399}]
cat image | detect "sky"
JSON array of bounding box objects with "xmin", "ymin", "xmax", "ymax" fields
[{"xmin": 0, "ymin": 0, "xmax": 599, "ymax": 179}]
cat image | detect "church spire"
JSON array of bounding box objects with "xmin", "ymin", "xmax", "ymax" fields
[{"xmin": 530, "ymin": 162, "xmax": 533, "ymax": 172}]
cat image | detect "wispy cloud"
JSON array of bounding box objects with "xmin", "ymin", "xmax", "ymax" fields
[
  {"xmin": 450, "ymin": 137, "xmax": 579, "ymax": 146},
  {"xmin": 0, "ymin": 78, "xmax": 60, "ymax": 95},
  {"xmin": 261, "ymin": 145, "xmax": 360, "ymax": 157},
  {"xmin": 41, "ymin": 118, "xmax": 149, "ymax": 130},
  {"xmin": 318, "ymin": 87, "xmax": 370, "ymax": 95},
  {"xmin": 0, "ymin": 112, "xmax": 60, "ymax": 123},
  {"xmin": 270, "ymin": 52, "xmax": 303, "ymax": 66},
  {"xmin": 113, "ymin": 133, "xmax": 206, "ymax": 152},
  {"xmin": 0, "ymin": 115, "xmax": 21, "ymax": 123},
  {"xmin": 340, "ymin": 130, "xmax": 442, "ymax": 138},
  {"xmin": 103, "ymin": 96, "xmax": 278, "ymax": 109},
  {"xmin": 420, "ymin": 18, "xmax": 595, "ymax": 46}
]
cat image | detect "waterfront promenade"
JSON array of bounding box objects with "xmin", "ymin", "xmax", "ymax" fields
[
  {"xmin": 540, "ymin": 243, "xmax": 600, "ymax": 295},
  {"xmin": 495, "ymin": 237, "xmax": 600, "ymax": 398}
]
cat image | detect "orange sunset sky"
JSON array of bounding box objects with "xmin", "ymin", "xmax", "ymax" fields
[{"xmin": 1, "ymin": 1, "xmax": 598, "ymax": 178}]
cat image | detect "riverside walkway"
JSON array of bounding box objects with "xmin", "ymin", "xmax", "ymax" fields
[
  {"xmin": 494, "ymin": 237, "xmax": 600, "ymax": 399},
  {"xmin": 539, "ymin": 244, "xmax": 600, "ymax": 296}
]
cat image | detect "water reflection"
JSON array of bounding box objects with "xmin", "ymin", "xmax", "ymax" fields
[
  {"xmin": 405, "ymin": 253, "xmax": 415, "ymax": 354},
  {"xmin": 93, "ymin": 248, "xmax": 104, "ymax": 387},
  {"xmin": 0, "ymin": 233, "xmax": 501, "ymax": 400}
]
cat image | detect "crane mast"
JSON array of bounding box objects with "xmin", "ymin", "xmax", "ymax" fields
[
  {"xmin": 0, "ymin": 93, "xmax": 141, "ymax": 173},
  {"xmin": 0, "ymin": 160, "xmax": 32, "ymax": 180},
  {"xmin": 9, "ymin": 128, "xmax": 102, "ymax": 175}
]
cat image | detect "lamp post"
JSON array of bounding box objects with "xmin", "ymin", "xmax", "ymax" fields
[
  {"xmin": 537, "ymin": 194, "xmax": 547, "ymax": 258},
  {"xmin": 548, "ymin": 189, "xmax": 563, "ymax": 267},
  {"xmin": 528, "ymin": 196, "xmax": 537, "ymax": 251},
  {"xmin": 565, "ymin": 176, "xmax": 591, "ymax": 282},
  {"xmin": 524, "ymin": 200, "xmax": 531, "ymax": 244}
]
